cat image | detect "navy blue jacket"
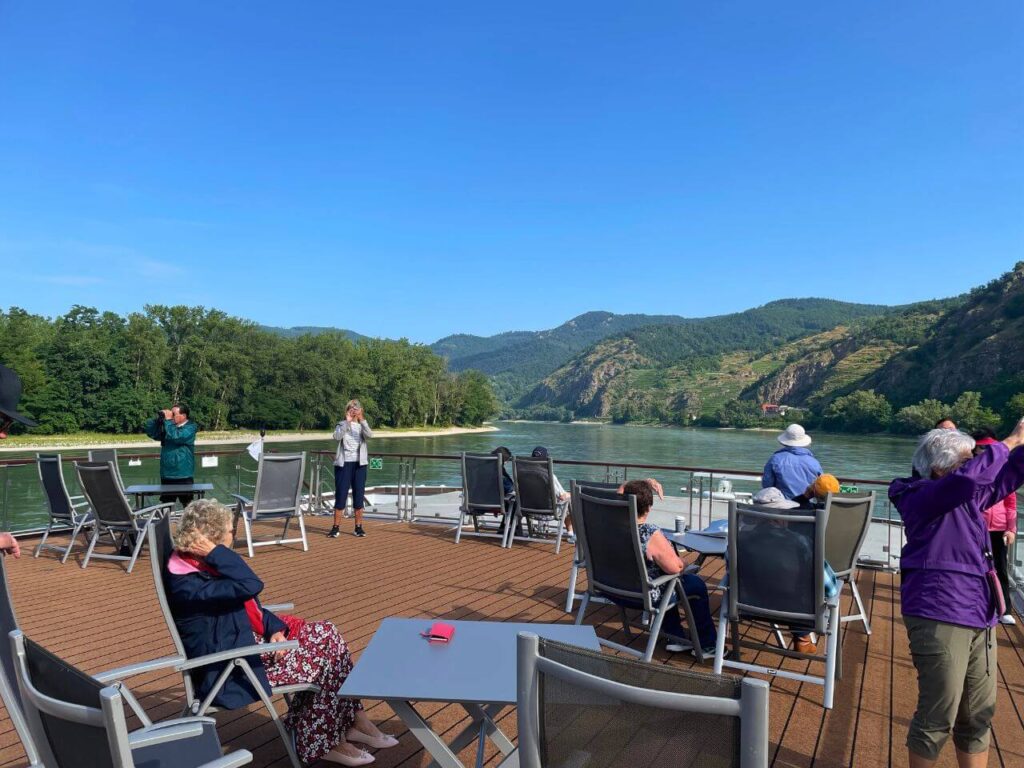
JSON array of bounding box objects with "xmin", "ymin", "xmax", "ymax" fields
[{"xmin": 165, "ymin": 545, "xmax": 288, "ymax": 709}]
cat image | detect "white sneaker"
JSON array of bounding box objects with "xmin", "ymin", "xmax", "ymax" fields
[
  {"xmin": 665, "ymin": 639, "xmax": 693, "ymax": 653},
  {"xmin": 999, "ymin": 613, "xmax": 1016, "ymax": 625}
]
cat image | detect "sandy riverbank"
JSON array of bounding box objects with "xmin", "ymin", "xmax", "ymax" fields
[{"xmin": 0, "ymin": 425, "xmax": 498, "ymax": 453}]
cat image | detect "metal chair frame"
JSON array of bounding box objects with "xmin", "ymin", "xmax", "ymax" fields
[
  {"xmin": 34, "ymin": 453, "xmax": 94, "ymax": 564},
  {"xmin": 714, "ymin": 501, "xmax": 841, "ymax": 709},
  {"xmin": 505, "ymin": 456, "xmax": 569, "ymax": 551},
  {"xmin": 564, "ymin": 480, "xmax": 619, "ymax": 613},
  {"xmin": 231, "ymin": 451, "xmax": 309, "ymax": 558},
  {"xmin": 453, "ymin": 452, "xmax": 514, "ymax": 545},
  {"xmin": 516, "ymin": 632, "xmax": 770, "ymax": 768},
  {"xmin": 823, "ymin": 491, "xmax": 876, "ymax": 635}
]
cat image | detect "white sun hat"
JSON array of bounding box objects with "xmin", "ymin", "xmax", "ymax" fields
[
  {"xmin": 752, "ymin": 487, "xmax": 800, "ymax": 509},
  {"xmin": 777, "ymin": 423, "xmax": 812, "ymax": 448}
]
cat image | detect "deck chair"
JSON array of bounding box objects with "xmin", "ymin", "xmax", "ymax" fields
[
  {"xmin": 516, "ymin": 632, "xmax": 769, "ymax": 768},
  {"xmin": 506, "ymin": 456, "xmax": 570, "ymax": 551},
  {"xmin": 565, "ymin": 480, "xmax": 621, "ymax": 613},
  {"xmin": 573, "ymin": 489, "xmax": 707, "ymax": 662},
  {"xmin": 9, "ymin": 630, "xmax": 252, "ymax": 768},
  {"xmin": 0, "ymin": 556, "xmax": 42, "ymax": 766},
  {"xmin": 823, "ymin": 491, "xmax": 876, "ymax": 635},
  {"xmin": 147, "ymin": 514, "xmax": 316, "ymax": 768},
  {"xmin": 75, "ymin": 461, "xmax": 172, "ymax": 574},
  {"xmin": 714, "ymin": 501, "xmax": 841, "ymax": 709},
  {"xmin": 35, "ymin": 454, "xmax": 94, "ymax": 564},
  {"xmin": 454, "ymin": 452, "xmax": 515, "ymax": 544},
  {"xmin": 89, "ymin": 448, "xmax": 126, "ymax": 490},
  {"xmin": 230, "ymin": 452, "xmax": 308, "ymax": 558}
]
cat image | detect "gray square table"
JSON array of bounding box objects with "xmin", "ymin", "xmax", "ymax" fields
[
  {"xmin": 664, "ymin": 529, "xmax": 727, "ymax": 566},
  {"xmin": 339, "ymin": 617, "xmax": 600, "ymax": 768}
]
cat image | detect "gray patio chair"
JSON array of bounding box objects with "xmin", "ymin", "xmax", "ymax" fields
[
  {"xmin": 76, "ymin": 461, "xmax": 172, "ymax": 574},
  {"xmin": 89, "ymin": 448, "xmax": 126, "ymax": 490},
  {"xmin": 823, "ymin": 491, "xmax": 876, "ymax": 635},
  {"xmin": 35, "ymin": 453, "xmax": 94, "ymax": 564},
  {"xmin": 147, "ymin": 514, "xmax": 316, "ymax": 768},
  {"xmin": 506, "ymin": 455, "xmax": 570, "ymax": 551},
  {"xmin": 564, "ymin": 480, "xmax": 620, "ymax": 613},
  {"xmin": 713, "ymin": 501, "xmax": 841, "ymax": 709},
  {"xmin": 9, "ymin": 630, "xmax": 252, "ymax": 768},
  {"xmin": 0, "ymin": 556, "xmax": 42, "ymax": 766},
  {"xmin": 573, "ymin": 488, "xmax": 707, "ymax": 662},
  {"xmin": 454, "ymin": 452, "xmax": 515, "ymax": 544},
  {"xmin": 516, "ymin": 632, "xmax": 769, "ymax": 768},
  {"xmin": 230, "ymin": 451, "xmax": 308, "ymax": 558}
]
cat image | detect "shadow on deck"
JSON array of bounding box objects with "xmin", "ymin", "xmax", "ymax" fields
[{"xmin": 1, "ymin": 516, "xmax": 1022, "ymax": 768}]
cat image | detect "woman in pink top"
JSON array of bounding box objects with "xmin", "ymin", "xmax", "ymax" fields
[{"xmin": 973, "ymin": 433, "xmax": 1018, "ymax": 625}]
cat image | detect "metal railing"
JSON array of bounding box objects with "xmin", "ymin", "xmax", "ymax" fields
[{"xmin": 2, "ymin": 448, "xmax": 1020, "ymax": 579}]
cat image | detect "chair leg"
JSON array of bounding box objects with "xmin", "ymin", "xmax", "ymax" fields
[
  {"xmin": 851, "ymin": 578, "xmax": 871, "ymax": 635},
  {"xmin": 60, "ymin": 521, "xmax": 85, "ymax": 564},
  {"xmin": 644, "ymin": 607, "xmax": 669, "ymax": 662},
  {"xmin": 297, "ymin": 513, "xmax": 309, "ymax": 552},
  {"xmin": 455, "ymin": 509, "xmax": 465, "ymax": 544},
  {"xmin": 243, "ymin": 516, "xmax": 255, "ymax": 558},
  {"xmin": 81, "ymin": 528, "xmax": 101, "ymax": 570},
  {"xmin": 565, "ymin": 561, "xmax": 579, "ymax": 613},
  {"xmin": 574, "ymin": 593, "xmax": 590, "ymax": 626},
  {"xmin": 34, "ymin": 523, "xmax": 53, "ymax": 558},
  {"xmin": 823, "ymin": 604, "xmax": 840, "ymax": 710},
  {"xmin": 713, "ymin": 602, "xmax": 728, "ymax": 674},
  {"xmin": 553, "ymin": 515, "xmax": 565, "ymax": 555},
  {"xmin": 126, "ymin": 523, "xmax": 149, "ymax": 574}
]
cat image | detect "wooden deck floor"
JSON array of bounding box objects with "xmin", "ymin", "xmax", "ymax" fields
[{"xmin": 1, "ymin": 516, "xmax": 1022, "ymax": 768}]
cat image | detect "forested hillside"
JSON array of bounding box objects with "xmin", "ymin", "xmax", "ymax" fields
[
  {"xmin": 513, "ymin": 264, "xmax": 1024, "ymax": 435},
  {"xmin": 0, "ymin": 306, "xmax": 497, "ymax": 435}
]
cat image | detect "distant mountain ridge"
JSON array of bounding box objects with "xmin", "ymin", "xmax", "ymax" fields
[{"xmin": 260, "ymin": 325, "xmax": 368, "ymax": 342}]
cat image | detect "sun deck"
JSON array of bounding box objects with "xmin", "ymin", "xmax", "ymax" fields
[{"xmin": 1, "ymin": 516, "xmax": 1022, "ymax": 768}]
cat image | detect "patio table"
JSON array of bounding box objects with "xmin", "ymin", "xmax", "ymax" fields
[
  {"xmin": 123, "ymin": 483, "xmax": 214, "ymax": 509},
  {"xmin": 338, "ymin": 617, "xmax": 600, "ymax": 768}
]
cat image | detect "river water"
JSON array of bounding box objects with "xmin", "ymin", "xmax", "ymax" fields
[{"xmin": 1, "ymin": 422, "xmax": 917, "ymax": 531}]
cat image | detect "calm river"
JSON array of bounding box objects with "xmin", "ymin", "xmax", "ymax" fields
[{"xmin": 1, "ymin": 422, "xmax": 917, "ymax": 532}]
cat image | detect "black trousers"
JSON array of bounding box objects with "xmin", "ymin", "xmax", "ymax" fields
[
  {"xmin": 990, "ymin": 531, "xmax": 1012, "ymax": 614},
  {"xmin": 160, "ymin": 476, "xmax": 196, "ymax": 507}
]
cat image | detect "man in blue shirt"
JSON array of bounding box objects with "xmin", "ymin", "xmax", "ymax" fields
[{"xmin": 762, "ymin": 424, "xmax": 823, "ymax": 500}]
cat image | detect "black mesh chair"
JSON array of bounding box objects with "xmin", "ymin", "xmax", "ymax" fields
[
  {"xmin": 454, "ymin": 452, "xmax": 514, "ymax": 544},
  {"xmin": 516, "ymin": 633, "xmax": 769, "ymax": 768},
  {"xmin": 35, "ymin": 454, "xmax": 94, "ymax": 564},
  {"xmin": 76, "ymin": 461, "xmax": 172, "ymax": 573},
  {"xmin": 230, "ymin": 452, "xmax": 308, "ymax": 558},
  {"xmin": 564, "ymin": 480, "xmax": 621, "ymax": 614},
  {"xmin": 147, "ymin": 515, "xmax": 315, "ymax": 768},
  {"xmin": 714, "ymin": 501, "xmax": 841, "ymax": 709},
  {"xmin": 88, "ymin": 448, "xmax": 126, "ymax": 491},
  {"xmin": 506, "ymin": 456, "xmax": 570, "ymax": 551},
  {"xmin": 573, "ymin": 489, "xmax": 706, "ymax": 662},
  {"xmin": 9, "ymin": 630, "xmax": 252, "ymax": 768},
  {"xmin": 823, "ymin": 491, "xmax": 876, "ymax": 635}
]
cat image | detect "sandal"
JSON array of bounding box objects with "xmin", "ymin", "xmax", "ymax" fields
[{"xmin": 347, "ymin": 729, "xmax": 400, "ymax": 749}]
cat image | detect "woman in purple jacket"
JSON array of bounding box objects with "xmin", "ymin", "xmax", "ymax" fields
[{"xmin": 889, "ymin": 420, "xmax": 1024, "ymax": 768}]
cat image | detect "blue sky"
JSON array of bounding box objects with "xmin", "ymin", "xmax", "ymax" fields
[{"xmin": 0, "ymin": 2, "xmax": 1021, "ymax": 342}]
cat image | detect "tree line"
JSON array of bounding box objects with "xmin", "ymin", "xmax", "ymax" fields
[{"xmin": 0, "ymin": 306, "xmax": 498, "ymax": 434}]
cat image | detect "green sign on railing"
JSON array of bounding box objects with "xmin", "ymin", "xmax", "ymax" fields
[
  {"xmin": 369, "ymin": 458, "xmax": 383, "ymax": 470},
  {"xmin": 839, "ymin": 484, "xmax": 859, "ymax": 493}
]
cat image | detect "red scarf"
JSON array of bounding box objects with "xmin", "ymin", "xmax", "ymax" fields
[{"xmin": 177, "ymin": 553, "xmax": 266, "ymax": 635}]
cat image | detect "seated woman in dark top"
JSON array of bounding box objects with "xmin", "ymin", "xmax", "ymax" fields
[{"xmin": 166, "ymin": 499, "xmax": 397, "ymax": 766}]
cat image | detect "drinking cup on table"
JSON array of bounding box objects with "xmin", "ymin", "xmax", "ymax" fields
[{"xmin": 675, "ymin": 516, "xmax": 688, "ymax": 533}]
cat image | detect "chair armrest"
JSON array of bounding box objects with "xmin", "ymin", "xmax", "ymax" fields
[
  {"xmin": 129, "ymin": 720, "xmax": 206, "ymax": 749},
  {"xmin": 650, "ymin": 573, "xmax": 680, "ymax": 589},
  {"xmin": 230, "ymin": 493, "xmax": 252, "ymax": 507},
  {"xmin": 176, "ymin": 641, "xmax": 299, "ymax": 672},
  {"xmin": 94, "ymin": 654, "xmax": 186, "ymax": 683},
  {"xmin": 262, "ymin": 603, "xmax": 294, "ymax": 612},
  {"xmin": 69, "ymin": 494, "xmax": 87, "ymax": 501},
  {"xmin": 196, "ymin": 753, "xmax": 254, "ymax": 768}
]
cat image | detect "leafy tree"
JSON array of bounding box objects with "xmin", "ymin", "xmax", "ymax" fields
[
  {"xmin": 949, "ymin": 391, "xmax": 1001, "ymax": 434},
  {"xmin": 893, "ymin": 399, "xmax": 949, "ymax": 435},
  {"xmin": 1003, "ymin": 393, "xmax": 1024, "ymax": 434},
  {"xmin": 822, "ymin": 390, "xmax": 893, "ymax": 433}
]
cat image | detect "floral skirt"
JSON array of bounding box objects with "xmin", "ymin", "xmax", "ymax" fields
[{"xmin": 257, "ymin": 620, "xmax": 363, "ymax": 763}]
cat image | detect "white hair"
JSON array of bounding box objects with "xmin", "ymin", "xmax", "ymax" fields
[{"xmin": 912, "ymin": 429, "xmax": 976, "ymax": 479}]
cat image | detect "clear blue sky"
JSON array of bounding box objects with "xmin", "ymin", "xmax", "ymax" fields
[{"xmin": 1, "ymin": 2, "xmax": 1021, "ymax": 342}]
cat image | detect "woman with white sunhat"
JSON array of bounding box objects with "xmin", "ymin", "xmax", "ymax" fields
[{"xmin": 762, "ymin": 424, "xmax": 824, "ymax": 501}]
